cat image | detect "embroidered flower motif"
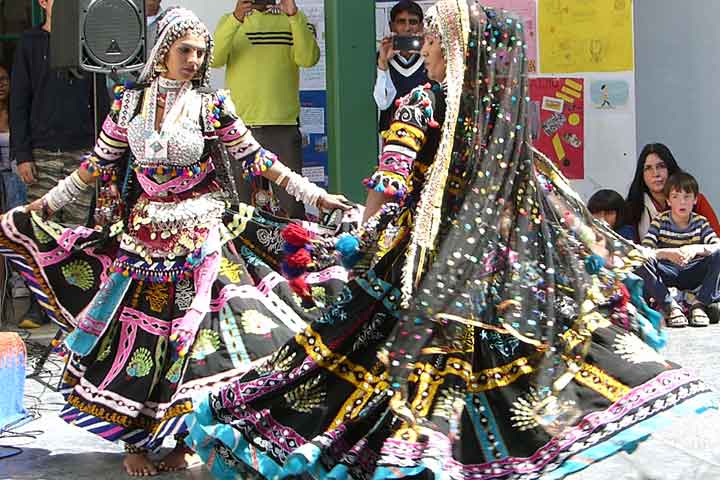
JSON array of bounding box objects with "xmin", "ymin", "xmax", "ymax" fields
[
  {"xmin": 219, "ymin": 257, "xmax": 244, "ymax": 284},
  {"xmin": 165, "ymin": 357, "xmax": 184, "ymax": 384},
  {"xmin": 510, "ymin": 388, "xmax": 577, "ymax": 434},
  {"xmin": 61, "ymin": 260, "xmax": 95, "ymax": 291},
  {"xmin": 284, "ymin": 375, "xmax": 326, "ymax": 414},
  {"xmin": 431, "ymin": 386, "xmax": 465, "ymax": 421},
  {"xmin": 126, "ymin": 348, "xmax": 153, "ymax": 378},
  {"xmin": 145, "ymin": 283, "xmax": 170, "ymax": 313},
  {"xmin": 293, "ymin": 286, "xmax": 327, "ymax": 311},
  {"xmin": 191, "ymin": 329, "xmax": 221, "ymax": 361},
  {"xmin": 241, "ymin": 310, "xmax": 278, "ymax": 336},
  {"xmin": 256, "ymin": 345, "xmax": 297, "ymax": 376},
  {"xmin": 613, "ymin": 332, "xmax": 667, "ymax": 365},
  {"xmin": 174, "ymin": 278, "xmax": 194, "ymax": 311},
  {"xmin": 32, "ymin": 223, "xmax": 53, "ymax": 244}
]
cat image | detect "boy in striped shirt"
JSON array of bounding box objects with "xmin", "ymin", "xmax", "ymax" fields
[{"xmin": 642, "ymin": 172, "xmax": 720, "ymax": 326}]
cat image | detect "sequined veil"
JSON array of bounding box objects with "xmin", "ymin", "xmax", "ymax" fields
[{"xmin": 184, "ymin": 1, "xmax": 717, "ymax": 479}]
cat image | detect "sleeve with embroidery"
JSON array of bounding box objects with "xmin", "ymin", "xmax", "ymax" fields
[
  {"xmin": 206, "ymin": 90, "xmax": 278, "ymax": 180},
  {"xmin": 363, "ymin": 84, "xmax": 439, "ymax": 201},
  {"xmin": 82, "ymin": 84, "xmax": 131, "ymax": 226}
]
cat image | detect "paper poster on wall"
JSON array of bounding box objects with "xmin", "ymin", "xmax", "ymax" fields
[
  {"xmin": 300, "ymin": 90, "xmax": 329, "ymax": 188},
  {"xmin": 482, "ymin": 0, "xmax": 538, "ymax": 72},
  {"xmin": 538, "ymin": 0, "xmax": 634, "ymax": 73},
  {"xmin": 590, "ymin": 79, "xmax": 630, "ymax": 111},
  {"xmin": 529, "ymin": 77, "xmax": 585, "ymax": 179},
  {"xmin": 296, "ymin": 0, "xmax": 327, "ymax": 187},
  {"xmin": 298, "ymin": 0, "xmax": 326, "ymax": 91}
]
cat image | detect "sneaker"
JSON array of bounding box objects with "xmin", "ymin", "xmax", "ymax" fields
[
  {"xmin": 689, "ymin": 305, "xmax": 710, "ymax": 327},
  {"xmin": 665, "ymin": 305, "xmax": 688, "ymax": 328},
  {"xmin": 18, "ymin": 299, "xmax": 48, "ymax": 329},
  {"xmin": 705, "ymin": 302, "xmax": 720, "ymax": 324}
]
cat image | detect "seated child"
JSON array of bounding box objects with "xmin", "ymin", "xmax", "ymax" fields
[
  {"xmin": 641, "ymin": 172, "xmax": 720, "ymax": 327},
  {"xmin": 587, "ymin": 189, "xmax": 637, "ymax": 241}
]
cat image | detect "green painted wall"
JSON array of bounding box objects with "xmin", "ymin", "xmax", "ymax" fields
[{"xmin": 325, "ymin": 0, "xmax": 378, "ymax": 202}]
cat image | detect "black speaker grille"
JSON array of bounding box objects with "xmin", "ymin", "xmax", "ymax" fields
[{"xmin": 83, "ymin": 0, "xmax": 143, "ymax": 66}]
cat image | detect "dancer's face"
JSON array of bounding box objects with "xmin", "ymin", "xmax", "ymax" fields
[
  {"xmin": 163, "ymin": 32, "xmax": 206, "ymax": 82},
  {"xmin": 421, "ymin": 33, "xmax": 445, "ymax": 82}
]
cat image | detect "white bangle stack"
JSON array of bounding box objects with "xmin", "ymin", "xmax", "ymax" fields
[
  {"xmin": 274, "ymin": 164, "xmax": 326, "ymax": 208},
  {"xmin": 45, "ymin": 171, "xmax": 91, "ymax": 213}
]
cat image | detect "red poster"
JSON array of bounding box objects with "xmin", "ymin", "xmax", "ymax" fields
[{"xmin": 529, "ymin": 77, "xmax": 584, "ymax": 179}]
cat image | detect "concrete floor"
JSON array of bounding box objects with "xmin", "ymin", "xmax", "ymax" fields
[{"xmin": 2, "ymin": 302, "xmax": 720, "ymax": 480}]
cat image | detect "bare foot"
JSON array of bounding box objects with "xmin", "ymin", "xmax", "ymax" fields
[
  {"xmin": 158, "ymin": 445, "xmax": 201, "ymax": 472},
  {"xmin": 123, "ymin": 452, "xmax": 158, "ymax": 477}
]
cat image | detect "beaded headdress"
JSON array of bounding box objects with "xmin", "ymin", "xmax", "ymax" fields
[
  {"xmin": 138, "ymin": 7, "xmax": 214, "ymax": 86},
  {"xmin": 401, "ymin": 0, "xmax": 470, "ymax": 303}
]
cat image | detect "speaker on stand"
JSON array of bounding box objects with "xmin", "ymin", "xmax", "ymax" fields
[
  {"xmin": 50, "ymin": 0, "xmax": 147, "ymax": 137},
  {"xmin": 50, "ymin": 0, "xmax": 147, "ymax": 74}
]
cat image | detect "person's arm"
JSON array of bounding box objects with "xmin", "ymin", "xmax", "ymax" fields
[
  {"xmin": 288, "ymin": 9, "xmax": 320, "ymax": 68},
  {"xmin": 695, "ymin": 193, "xmax": 720, "ymax": 236},
  {"xmin": 26, "ymin": 86, "xmax": 130, "ymax": 221},
  {"xmin": 682, "ymin": 218, "xmax": 720, "ymax": 258},
  {"xmin": 212, "ymin": 11, "xmax": 247, "ymax": 68},
  {"xmin": 363, "ymin": 84, "xmax": 440, "ymax": 222},
  {"xmin": 210, "ymin": 91, "xmax": 349, "ymax": 211},
  {"xmin": 373, "ymin": 67, "xmax": 397, "ymax": 111},
  {"xmin": 9, "ymin": 35, "xmax": 34, "ymax": 168}
]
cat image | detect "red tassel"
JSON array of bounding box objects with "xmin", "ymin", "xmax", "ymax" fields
[
  {"xmin": 617, "ymin": 282, "xmax": 630, "ymax": 308},
  {"xmin": 282, "ymin": 223, "xmax": 312, "ymax": 247},
  {"xmin": 289, "ymin": 276, "xmax": 312, "ymax": 299},
  {"xmin": 287, "ymin": 248, "xmax": 312, "ymax": 269}
]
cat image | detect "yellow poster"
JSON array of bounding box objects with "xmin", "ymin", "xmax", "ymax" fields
[{"xmin": 539, "ymin": 0, "xmax": 634, "ymax": 73}]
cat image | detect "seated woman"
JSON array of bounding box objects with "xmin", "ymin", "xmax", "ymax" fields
[{"xmin": 625, "ymin": 143, "xmax": 720, "ymax": 241}]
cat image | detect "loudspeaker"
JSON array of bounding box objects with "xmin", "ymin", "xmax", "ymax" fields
[{"xmin": 50, "ymin": 0, "xmax": 146, "ymax": 73}]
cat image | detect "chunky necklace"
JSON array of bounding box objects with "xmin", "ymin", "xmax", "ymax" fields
[{"xmin": 158, "ymin": 76, "xmax": 185, "ymax": 93}]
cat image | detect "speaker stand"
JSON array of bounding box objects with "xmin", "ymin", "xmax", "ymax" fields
[{"xmin": 25, "ymin": 327, "xmax": 65, "ymax": 392}]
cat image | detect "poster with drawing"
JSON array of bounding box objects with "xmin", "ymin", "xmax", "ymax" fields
[
  {"xmin": 482, "ymin": 0, "xmax": 538, "ymax": 72},
  {"xmin": 589, "ymin": 79, "xmax": 630, "ymax": 111},
  {"xmin": 529, "ymin": 77, "xmax": 585, "ymax": 179},
  {"xmin": 538, "ymin": 0, "xmax": 633, "ymax": 73}
]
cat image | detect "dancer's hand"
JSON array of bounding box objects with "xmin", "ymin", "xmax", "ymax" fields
[
  {"xmin": 318, "ymin": 193, "xmax": 352, "ymax": 211},
  {"xmin": 25, "ymin": 198, "xmax": 44, "ymax": 213}
]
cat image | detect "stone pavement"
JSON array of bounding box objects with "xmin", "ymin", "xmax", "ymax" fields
[{"xmin": 1, "ymin": 322, "xmax": 720, "ymax": 480}]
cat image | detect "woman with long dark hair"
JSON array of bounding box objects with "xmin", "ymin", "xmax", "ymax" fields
[
  {"xmin": 185, "ymin": 2, "xmax": 716, "ymax": 478},
  {"xmin": 625, "ymin": 142, "xmax": 719, "ymax": 240}
]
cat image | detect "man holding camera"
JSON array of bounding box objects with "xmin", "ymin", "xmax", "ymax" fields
[
  {"xmin": 214, "ymin": 0, "xmax": 320, "ymax": 217},
  {"xmin": 374, "ymin": 0, "xmax": 428, "ymax": 133}
]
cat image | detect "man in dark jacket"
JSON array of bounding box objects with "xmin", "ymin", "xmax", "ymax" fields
[{"xmin": 10, "ymin": 0, "xmax": 109, "ymax": 327}]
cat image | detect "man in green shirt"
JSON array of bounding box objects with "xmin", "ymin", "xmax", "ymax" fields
[{"xmin": 214, "ymin": 0, "xmax": 320, "ymax": 217}]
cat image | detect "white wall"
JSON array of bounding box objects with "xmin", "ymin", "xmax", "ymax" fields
[
  {"xmin": 635, "ymin": 0, "xmax": 720, "ymax": 207},
  {"xmin": 170, "ymin": 0, "xmax": 235, "ymax": 90}
]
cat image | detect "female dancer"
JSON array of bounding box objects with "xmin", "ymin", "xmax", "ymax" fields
[
  {"xmin": 0, "ymin": 7, "xmax": 349, "ymax": 476},
  {"xmin": 186, "ymin": 1, "xmax": 716, "ymax": 478}
]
